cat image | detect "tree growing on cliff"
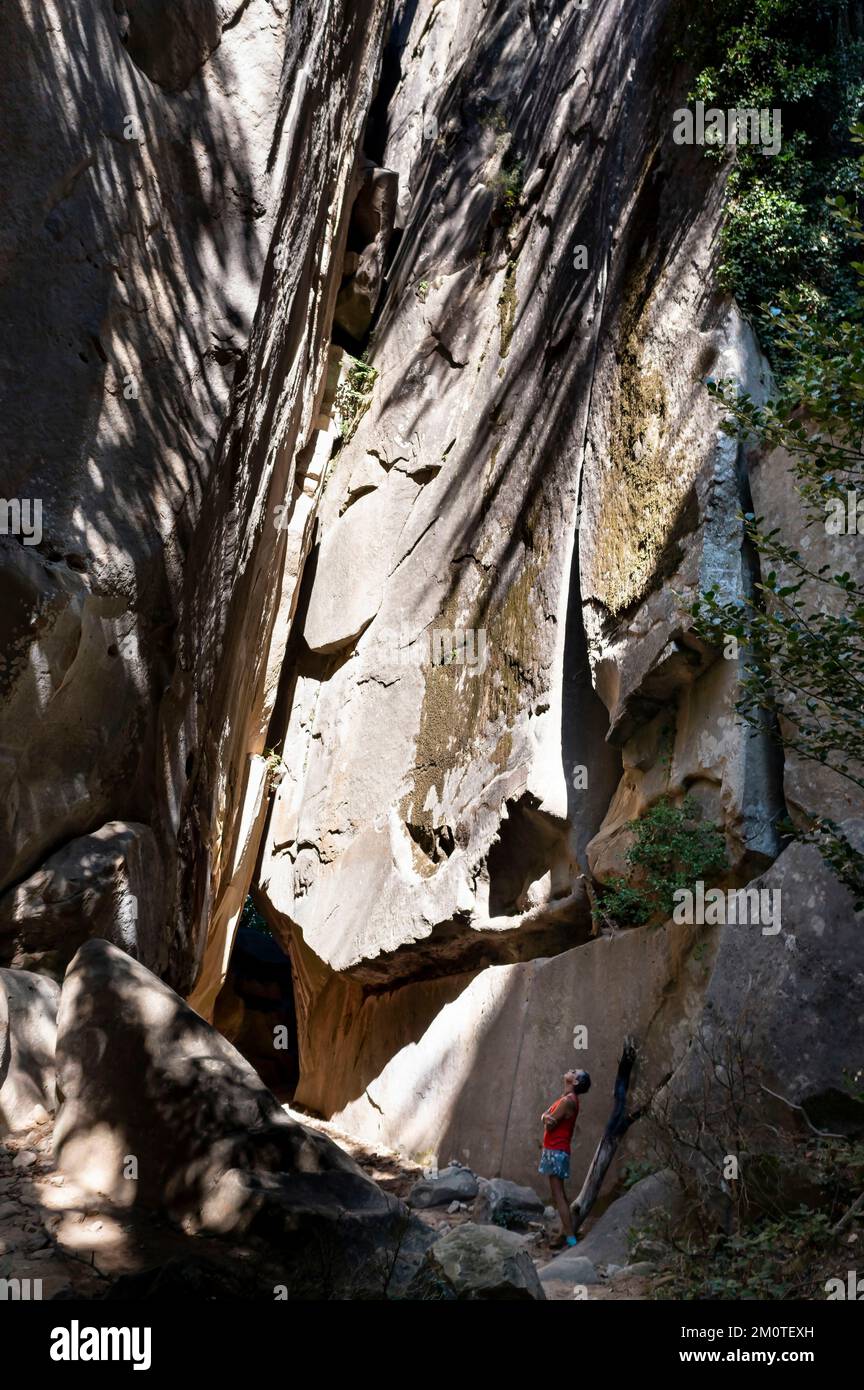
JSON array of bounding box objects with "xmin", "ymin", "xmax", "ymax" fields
[
  {"xmin": 693, "ymin": 127, "xmax": 864, "ymax": 905},
  {"xmin": 674, "ymin": 0, "xmax": 864, "ymax": 368}
]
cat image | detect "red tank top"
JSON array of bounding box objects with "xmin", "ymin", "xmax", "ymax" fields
[{"xmin": 543, "ymin": 1093, "xmax": 579, "ymax": 1151}]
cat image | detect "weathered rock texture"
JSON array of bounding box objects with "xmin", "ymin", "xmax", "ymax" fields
[
  {"xmin": 410, "ymin": 1223, "xmax": 546, "ymax": 1301},
  {"xmin": 0, "ymin": 821, "xmax": 161, "ymax": 976},
  {"xmin": 289, "ymin": 913, "xmax": 703, "ymax": 1187},
  {"xmin": 749, "ymin": 443, "xmax": 864, "ymax": 831},
  {"xmin": 0, "ymin": 967, "xmax": 59, "ymax": 1133},
  {"xmin": 3, "ymin": 0, "xmax": 862, "ymax": 1220},
  {"xmin": 691, "ymin": 825, "xmax": 864, "ymax": 1134},
  {"xmin": 539, "ymin": 1169, "xmax": 682, "ymax": 1294},
  {"xmin": 248, "ymin": 0, "xmax": 827, "ymax": 1187},
  {"xmin": 53, "ymin": 939, "xmax": 407, "ymax": 1288},
  {"xmin": 0, "ymin": 0, "xmax": 388, "ymax": 1003}
]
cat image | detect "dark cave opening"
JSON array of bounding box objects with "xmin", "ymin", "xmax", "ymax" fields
[{"xmin": 212, "ymin": 897, "xmax": 299, "ymax": 1102}]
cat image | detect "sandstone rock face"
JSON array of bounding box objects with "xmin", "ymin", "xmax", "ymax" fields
[
  {"xmin": 0, "ymin": 0, "xmax": 388, "ymax": 999},
  {"xmin": 334, "ymin": 157, "xmax": 399, "ymax": 340},
  {"xmin": 261, "ymin": 0, "xmax": 650, "ymax": 992},
  {"xmin": 0, "ymin": 821, "xmax": 162, "ymax": 976},
  {"xmin": 53, "ymin": 940, "xmax": 392, "ymax": 1238},
  {"xmin": 0, "ymin": 968, "xmax": 60, "ymax": 1134},
  {"xmin": 251, "ymin": 0, "xmax": 799, "ymax": 1183},
  {"xmin": 118, "ymin": 0, "xmax": 235, "ymax": 93},
  {"xmin": 5, "ymin": 0, "xmax": 862, "ymax": 1262},
  {"xmin": 292, "ymin": 917, "xmax": 703, "ymax": 1189}
]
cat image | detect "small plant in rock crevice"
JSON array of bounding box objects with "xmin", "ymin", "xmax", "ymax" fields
[
  {"xmin": 334, "ymin": 354, "xmax": 377, "ymax": 441},
  {"xmin": 620, "ymin": 1159, "xmax": 658, "ymax": 1191},
  {"xmin": 264, "ymin": 746, "xmax": 286, "ymax": 791},
  {"xmin": 493, "ymin": 158, "xmax": 524, "ymax": 217}
]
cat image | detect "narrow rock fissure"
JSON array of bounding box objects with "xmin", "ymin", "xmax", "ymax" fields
[{"xmin": 3, "ymin": 0, "xmax": 862, "ymax": 1310}]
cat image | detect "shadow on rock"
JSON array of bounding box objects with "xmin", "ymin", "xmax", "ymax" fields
[{"xmin": 53, "ymin": 938, "xmax": 433, "ymax": 1298}]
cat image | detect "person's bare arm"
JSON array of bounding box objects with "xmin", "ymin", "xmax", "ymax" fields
[{"xmin": 541, "ymin": 1098, "xmax": 575, "ymax": 1129}]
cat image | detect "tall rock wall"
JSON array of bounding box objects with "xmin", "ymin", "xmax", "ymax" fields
[
  {"xmin": 0, "ymin": 0, "xmax": 388, "ymax": 994},
  {"xmin": 255, "ymin": 0, "xmax": 861, "ymax": 1187},
  {"xmin": 2, "ymin": 0, "xmax": 861, "ymax": 1196}
]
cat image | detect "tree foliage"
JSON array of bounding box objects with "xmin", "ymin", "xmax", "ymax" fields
[
  {"xmin": 692, "ymin": 128, "xmax": 864, "ymax": 905},
  {"xmin": 594, "ymin": 798, "xmax": 729, "ymax": 929},
  {"xmin": 674, "ymin": 0, "xmax": 864, "ymax": 366}
]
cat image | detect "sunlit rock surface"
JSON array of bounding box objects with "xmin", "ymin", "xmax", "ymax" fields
[{"xmin": 2, "ymin": 0, "xmax": 861, "ymax": 1217}]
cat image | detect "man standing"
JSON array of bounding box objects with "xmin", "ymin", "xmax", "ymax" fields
[{"xmin": 539, "ymin": 1068, "xmax": 591, "ymax": 1246}]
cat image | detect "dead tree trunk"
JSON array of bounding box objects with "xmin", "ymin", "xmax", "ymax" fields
[{"xmin": 570, "ymin": 1036, "xmax": 644, "ymax": 1228}]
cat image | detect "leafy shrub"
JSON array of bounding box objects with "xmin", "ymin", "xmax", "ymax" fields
[
  {"xmin": 655, "ymin": 1207, "xmax": 839, "ymax": 1299},
  {"xmin": 334, "ymin": 355, "xmax": 377, "ymax": 441},
  {"xmin": 641, "ymin": 1024, "xmax": 864, "ymax": 1299},
  {"xmin": 673, "ymin": 0, "xmax": 864, "ymax": 367},
  {"xmin": 494, "ymin": 159, "xmax": 524, "ymax": 214},
  {"xmin": 692, "ymin": 128, "xmax": 864, "ymax": 905},
  {"xmin": 593, "ymin": 797, "xmax": 729, "ymax": 929},
  {"xmin": 620, "ymin": 1159, "xmax": 658, "ymax": 1191}
]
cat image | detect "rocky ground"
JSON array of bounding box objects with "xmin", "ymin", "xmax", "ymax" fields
[
  {"xmin": 286, "ymin": 1107, "xmax": 656, "ymax": 1301},
  {"xmin": 1, "ymin": 1117, "xmax": 118, "ymax": 1300},
  {"xmin": 0, "ymin": 1119, "xmax": 284, "ymax": 1301},
  {"xmin": 1, "ymin": 1108, "xmax": 654, "ymax": 1301}
]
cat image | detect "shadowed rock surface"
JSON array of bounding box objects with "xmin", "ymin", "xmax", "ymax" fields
[
  {"xmin": 52, "ymin": 939, "xmax": 427, "ymax": 1294},
  {"xmin": 540, "ymin": 1170, "xmax": 683, "ymax": 1294},
  {"xmin": 0, "ymin": 822, "xmax": 162, "ymax": 976},
  {"xmin": 1, "ymin": 0, "xmax": 862, "ymax": 1295},
  {"xmin": 0, "ymin": 968, "xmax": 59, "ymax": 1134},
  {"xmin": 409, "ymin": 1223, "xmax": 546, "ymax": 1301}
]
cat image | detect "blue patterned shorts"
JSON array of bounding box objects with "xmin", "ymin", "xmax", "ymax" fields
[{"xmin": 538, "ymin": 1149, "xmax": 570, "ymax": 1180}]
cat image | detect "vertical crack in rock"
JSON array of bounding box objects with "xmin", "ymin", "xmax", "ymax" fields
[{"xmin": 6, "ymin": 0, "xmax": 862, "ymax": 1212}]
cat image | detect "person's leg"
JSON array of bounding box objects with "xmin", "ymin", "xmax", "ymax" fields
[{"xmin": 548, "ymin": 1174, "xmax": 574, "ymax": 1239}]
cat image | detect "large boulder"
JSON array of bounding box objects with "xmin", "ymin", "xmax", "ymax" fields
[
  {"xmin": 692, "ymin": 825, "xmax": 864, "ymax": 1133},
  {"xmin": 410, "ymin": 1224, "xmax": 546, "ymax": 1301},
  {"xmin": 0, "ymin": 822, "xmax": 164, "ymax": 977},
  {"xmin": 564, "ymin": 1171, "xmax": 680, "ymax": 1270},
  {"xmin": 473, "ymin": 1176, "xmax": 545, "ymax": 1229},
  {"xmin": 53, "ymin": 940, "xmax": 412, "ymax": 1290},
  {"xmin": 408, "ymin": 1162, "xmax": 479, "ymax": 1209},
  {"xmin": 538, "ymin": 1254, "xmax": 601, "ymax": 1295},
  {"xmin": 0, "ymin": 968, "xmax": 59, "ymax": 1134},
  {"xmin": 539, "ymin": 1171, "xmax": 682, "ymax": 1296}
]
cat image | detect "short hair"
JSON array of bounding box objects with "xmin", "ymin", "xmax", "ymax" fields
[{"xmin": 573, "ymin": 1070, "xmax": 591, "ymax": 1094}]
